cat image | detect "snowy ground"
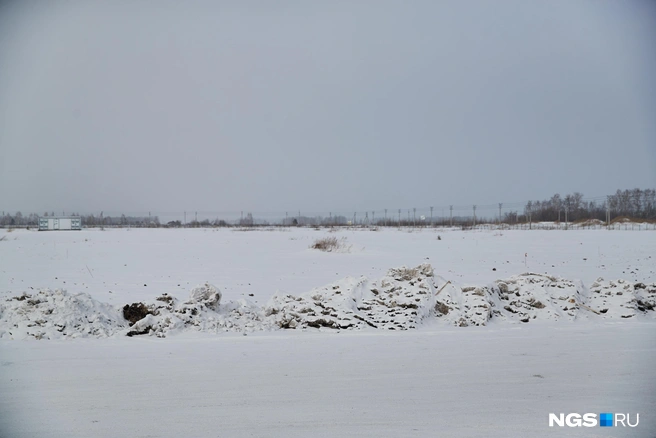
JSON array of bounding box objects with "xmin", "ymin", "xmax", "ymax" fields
[
  {"xmin": 1, "ymin": 324, "xmax": 654, "ymax": 437},
  {"xmin": 1, "ymin": 227, "xmax": 654, "ymax": 306},
  {"xmin": 1, "ymin": 227, "xmax": 655, "ymax": 436}
]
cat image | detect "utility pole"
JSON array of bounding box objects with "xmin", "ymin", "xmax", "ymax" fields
[
  {"xmin": 498, "ymin": 203, "xmax": 502, "ymax": 226},
  {"xmin": 195, "ymin": 211, "xmax": 197, "ymax": 223},
  {"xmin": 413, "ymin": 208, "xmax": 416, "ymax": 228},
  {"xmin": 398, "ymin": 209, "xmax": 401, "ymax": 227},
  {"xmin": 449, "ymin": 205, "xmax": 453, "ymax": 227},
  {"xmin": 473, "ymin": 205, "xmax": 476, "ymax": 227},
  {"xmin": 384, "ymin": 209, "xmax": 387, "ymax": 226},
  {"xmin": 565, "ymin": 206, "xmax": 569, "ymax": 230},
  {"xmin": 430, "ymin": 206, "xmax": 434, "ymax": 227},
  {"xmin": 184, "ymin": 211, "xmax": 186, "ymax": 225},
  {"xmin": 285, "ymin": 212, "xmax": 288, "ymax": 226},
  {"xmin": 372, "ymin": 211, "xmax": 375, "ymax": 226}
]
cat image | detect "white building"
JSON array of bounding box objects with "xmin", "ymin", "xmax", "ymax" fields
[{"xmin": 38, "ymin": 216, "xmax": 82, "ymax": 231}]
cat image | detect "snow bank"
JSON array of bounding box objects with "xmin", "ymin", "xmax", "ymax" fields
[
  {"xmin": 433, "ymin": 273, "xmax": 656, "ymax": 327},
  {"xmin": 487, "ymin": 274, "xmax": 585, "ymax": 324},
  {"xmin": 265, "ymin": 276, "xmax": 370, "ymax": 330},
  {"xmin": 433, "ymin": 282, "xmax": 492, "ymax": 327},
  {"xmin": 585, "ymin": 278, "xmax": 656, "ymax": 319},
  {"xmin": 123, "ymin": 285, "xmax": 271, "ymax": 337},
  {"xmin": 0, "ymin": 289, "xmax": 125, "ymax": 340},
  {"xmin": 1, "ymin": 268, "xmax": 655, "ymax": 339},
  {"xmin": 264, "ymin": 264, "xmax": 436, "ymax": 330}
]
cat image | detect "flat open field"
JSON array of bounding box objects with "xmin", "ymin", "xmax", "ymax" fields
[
  {"xmin": 2, "ymin": 227, "xmax": 654, "ymax": 305},
  {"xmin": 1, "ymin": 227, "xmax": 655, "ymax": 437}
]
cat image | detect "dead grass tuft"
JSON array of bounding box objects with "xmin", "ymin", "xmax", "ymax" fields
[{"xmin": 310, "ymin": 237, "xmax": 347, "ymax": 252}]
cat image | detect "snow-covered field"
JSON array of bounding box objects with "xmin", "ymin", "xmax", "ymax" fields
[{"xmin": 1, "ymin": 227, "xmax": 655, "ymax": 437}]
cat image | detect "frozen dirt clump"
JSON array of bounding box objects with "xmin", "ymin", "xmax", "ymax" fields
[
  {"xmin": 0, "ymin": 289, "xmax": 126, "ymax": 340},
  {"xmin": 123, "ymin": 302, "xmax": 154, "ymax": 325}
]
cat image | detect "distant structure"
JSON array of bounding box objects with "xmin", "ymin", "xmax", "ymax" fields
[{"xmin": 38, "ymin": 216, "xmax": 82, "ymax": 231}]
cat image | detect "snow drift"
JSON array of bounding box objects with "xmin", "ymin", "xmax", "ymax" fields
[{"xmin": 1, "ymin": 265, "xmax": 655, "ymax": 339}]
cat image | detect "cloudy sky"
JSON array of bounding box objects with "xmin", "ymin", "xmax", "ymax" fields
[{"xmin": 1, "ymin": 0, "xmax": 655, "ymax": 218}]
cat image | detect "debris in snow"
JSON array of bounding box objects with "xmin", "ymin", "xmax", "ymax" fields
[
  {"xmin": 1, "ymin": 267, "xmax": 654, "ymax": 340},
  {"xmin": 264, "ymin": 264, "xmax": 436, "ymax": 330},
  {"xmin": 585, "ymin": 278, "xmax": 656, "ymax": 319}
]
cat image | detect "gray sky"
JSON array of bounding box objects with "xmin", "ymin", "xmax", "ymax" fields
[{"xmin": 1, "ymin": 0, "xmax": 655, "ymax": 217}]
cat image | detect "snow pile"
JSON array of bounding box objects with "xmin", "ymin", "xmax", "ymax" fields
[
  {"xmin": 434, "ymin": 274, "xmax": 656, "ymax": 327},
  {"xmin": 0, "ymin": 289, "xmax": 125, "ymax": 340},
  {"xmin": 188, "ymin": 283, "xmax": 222, "ymax": 309},
  {"xmin": 585, "ymin": 279, "xmax": 656, "ymax": 319},
  {"xmin": 432, "ymin": 273, "xmax": 584, "ymax": 327},
  {"xmin": 433, "ymin": 282, "xmax": 492, "ymax": 327},
  {"xmin": 1, "ymin": 267, "xmax": 655, "ymax": 340},
  {"xmin": 435, "ymin": 273, "xmax": 589, "ymax": 327},
  {"xmin": 265, "ymin": 276, "xmax": 370, "ymax": 329},
  {"xmin": 124, "ymin": 285, "xmax": 271, "ymax": 337},
  {"xmin": 264, "ymin": 264, "xmax": 437, "ymax": 330},
  {"xmin": 488, "ymin": 274, "xmax": 584, "ymax": 323},
  {"xmin": 358, "ymin": 264, "xmax": 436, "ymax": 330}
]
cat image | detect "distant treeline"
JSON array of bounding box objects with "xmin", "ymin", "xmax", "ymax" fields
[
  {"xmin": 519, "ymin": 189, "xmax": 656, "ymax": 223},
  {"xmin": 1, "ymin": 188, "xmax": 654, "ymax": 228}
]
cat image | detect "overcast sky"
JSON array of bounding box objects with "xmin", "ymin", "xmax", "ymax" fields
[{"xmin": 1, "ymin": 0, "xmax": 655, "ymax": 217}]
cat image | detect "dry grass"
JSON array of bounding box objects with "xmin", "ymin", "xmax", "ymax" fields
[{"xmin": 310, "ymin": 237, "xmax": 344, "ymax": 252}]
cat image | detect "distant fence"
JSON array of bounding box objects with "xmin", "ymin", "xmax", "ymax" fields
[{"xmin": 2, "ymin": 222, "xmax": 655, "ymax": 231}]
